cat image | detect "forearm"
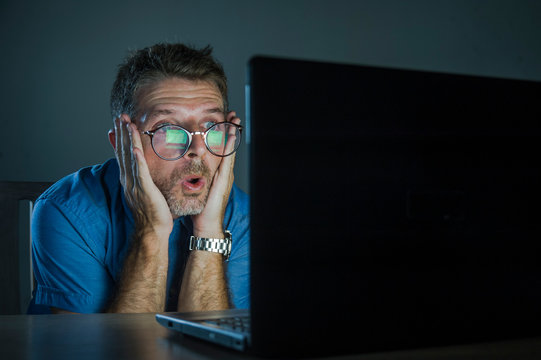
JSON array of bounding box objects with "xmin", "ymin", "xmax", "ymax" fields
[
  {"xmin": 177, "ymin": 250, "xmax": 230, "ymax": 312},
  {"xmin": 175, "ymin": 111, "xmax": 240, "ymax": 312},
  {"xmin": 107, "ymin": 230, "xmax": 169, "ymax": 313}
]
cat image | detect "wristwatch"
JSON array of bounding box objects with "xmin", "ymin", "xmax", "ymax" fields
[{"xmin": 189, "ymin": 230, "xmax": 232, "ymax": 261}]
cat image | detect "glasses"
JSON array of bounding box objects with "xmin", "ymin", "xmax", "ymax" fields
[{"xmin": 141, "ymin": 122, "xmax": 242, "ymax": 161}]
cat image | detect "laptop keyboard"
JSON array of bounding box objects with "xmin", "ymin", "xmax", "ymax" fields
[{"xmin": 204, "ymin": 316, "xmax": 251, "ymax": 333}]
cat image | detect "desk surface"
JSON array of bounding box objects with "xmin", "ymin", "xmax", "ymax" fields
[{"xmin": 1, "ymin": 313, "xmax": 541, "ymax": 360}]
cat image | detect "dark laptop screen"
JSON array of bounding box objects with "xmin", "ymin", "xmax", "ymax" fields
[{"xmin": 247, "ymin": 56, "xmax": 541, "ymax": 356}]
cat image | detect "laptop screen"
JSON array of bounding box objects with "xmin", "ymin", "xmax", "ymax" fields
[{"xmin": 247, "ymin": 56, "xmax": 541, "ymax": 356}]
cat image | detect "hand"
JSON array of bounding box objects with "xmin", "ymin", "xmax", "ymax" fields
[
  {"xmin": 191, "ymin": 111, "xmax": 241, "ymax": 238},
  {"xmin": 113, "ymin": 114, "xmax": 173, "ymax": 240}
]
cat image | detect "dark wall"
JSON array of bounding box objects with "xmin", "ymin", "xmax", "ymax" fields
[{"xmin": 1, "ymin": 0, "xmax": 540, "ymax": 192}]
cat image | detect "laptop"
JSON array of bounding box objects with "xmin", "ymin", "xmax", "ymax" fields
[{"xmin": 156, "ymin": 56, "xmax": 541, "ymax": 357}]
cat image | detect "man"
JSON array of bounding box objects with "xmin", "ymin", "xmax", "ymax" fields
[{"xmin": 28, "ymin": 43, "xmax": 249, "ymax": 314}]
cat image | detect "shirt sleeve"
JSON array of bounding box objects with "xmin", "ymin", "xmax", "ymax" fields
[
  {"xmin": 31, "ymin": 197, "xmax": 114, "ymax": 313},
  {"xmin": 224, "ymin": 184, "xmax": 251, "ymax": 309}
]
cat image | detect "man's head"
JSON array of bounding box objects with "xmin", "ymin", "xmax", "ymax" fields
[{"xmin": 109, "ymin": 43, "xmax": 233, "ymax": 218}]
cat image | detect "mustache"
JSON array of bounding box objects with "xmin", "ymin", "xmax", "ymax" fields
[{"xmin": 176, "ymin": 159, "xmax": 211, "ymax": 180}]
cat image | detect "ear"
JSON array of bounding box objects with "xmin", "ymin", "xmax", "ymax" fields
[{"xmin": 108, "ymin": 128, "xmax": 116, "ymax": 151}]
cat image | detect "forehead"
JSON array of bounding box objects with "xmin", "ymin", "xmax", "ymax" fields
[{"xmin": 135, "ymin": 77, "xmax": 224, "ymax": 122}]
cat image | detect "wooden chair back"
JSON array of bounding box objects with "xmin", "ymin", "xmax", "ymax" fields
[{"xmin": 0, "ymin": 181, "xmax": 53, "ymax": 314}]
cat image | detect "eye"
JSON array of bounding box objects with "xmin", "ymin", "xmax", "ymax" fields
[{"xmin": 203, "ymin": 121, "xmax": 217, "ymax": 130}]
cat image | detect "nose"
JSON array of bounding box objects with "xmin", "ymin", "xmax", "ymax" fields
[{"xmin": 187, "ymin": 132, "xmax": 207, "ymax": 158}]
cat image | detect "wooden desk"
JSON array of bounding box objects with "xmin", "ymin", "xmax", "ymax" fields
[{"xmin": 1, "ymin": 313, "xmax": 541, "ymax": 359}]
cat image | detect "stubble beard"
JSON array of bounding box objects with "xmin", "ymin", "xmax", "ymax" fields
[{"xmin": 153, "ymin": 160, "xmax": 212, "ymax": 217}]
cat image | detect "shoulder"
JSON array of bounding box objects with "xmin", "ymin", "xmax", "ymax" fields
[
  {"xmin": 227, "ymin": 183, "xmax": 249, "ymax": 216},
  {"xmin": 31, "ymin": 158, "xmax": 124, "ymax": 267},
  {"xmin": 36, "ymin": 158, "xmax": 121, "ymax": 220}
]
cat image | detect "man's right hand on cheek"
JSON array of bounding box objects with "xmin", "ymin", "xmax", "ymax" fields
[
  {"xmin": 114, "ymin": 114, "xmax": 173, "ymax": 241},
  {"xmin": 106, "ymin": 115, "xmax": 172, "ymax": 313}
]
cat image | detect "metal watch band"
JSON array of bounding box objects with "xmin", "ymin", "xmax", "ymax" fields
[{"xmin": 189, "ymin": 230, "xmax": 232, "ymax": 261}]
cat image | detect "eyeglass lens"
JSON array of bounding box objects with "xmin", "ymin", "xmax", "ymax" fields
[{"xmin": 152, "ymin": 123, "xmax": 240, "ymax": 160}]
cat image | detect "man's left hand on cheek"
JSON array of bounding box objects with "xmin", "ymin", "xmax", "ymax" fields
[{"xmin": 191, "ymin": 111, "xmax": 241, "ymax": 238}]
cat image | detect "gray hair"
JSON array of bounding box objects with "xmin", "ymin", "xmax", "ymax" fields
[{"xmin": 110, "ymin": 43, "xmax": 228, "ymax": 119}]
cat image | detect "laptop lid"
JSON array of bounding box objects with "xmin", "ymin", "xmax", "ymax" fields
[{"xmin": 247, "ymin": 56, "xmax": 541, "ymax": 356}]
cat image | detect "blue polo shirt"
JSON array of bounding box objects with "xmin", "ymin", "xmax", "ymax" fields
[{"xmin": 28, "ymin": 159, "xmax": 250, "ymax": 314}]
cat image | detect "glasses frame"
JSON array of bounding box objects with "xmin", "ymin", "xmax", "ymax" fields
[{"xmin": 141, "ymin": 122, "xmax": 243, "ymax": 161}]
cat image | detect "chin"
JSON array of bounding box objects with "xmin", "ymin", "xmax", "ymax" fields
[{"xmin": 169, "ymin": 197, "xmax": 206, "ymax": 217}]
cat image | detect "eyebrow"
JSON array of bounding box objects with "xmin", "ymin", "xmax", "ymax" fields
[
  {"xmin": 147, "ymin": 109, "xmax": 174, "ymax": 119},
  {"xmin": 204, "ymin": 107, "xmax": 225, "ymax": 114}
]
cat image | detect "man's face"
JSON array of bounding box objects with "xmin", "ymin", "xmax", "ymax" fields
[{"xmin": 134, "ymin": 77, "xmax": 225, "ymax": 218}]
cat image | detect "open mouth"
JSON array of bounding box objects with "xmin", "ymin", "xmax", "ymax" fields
[{"xmin": 181, "ymin": 175, "xmax": 205, "ymax": 192}]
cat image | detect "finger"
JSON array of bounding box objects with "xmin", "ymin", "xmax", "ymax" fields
[
  {"xmin": 224, "ymin": 130, "xmax": 237, "ymax": 155},
  {"xmin": 226, "ymin": 111, "xmax": 239, "ymax": 123},
  {"xmin": 120, "ymin": 115, "xmax": 135, "ymax": 191},
  {"xmin": 225, "ymin": 114, "xmax": 241, "ymax": 155},
  {"xmin": 127, "ymin": 123, "xmax": 139, "ymax": 189},
  {"xmin": 215, "ymin": 144, "xmax": 237, "ymax": 186},
  {"xmin": 127, "ymin": 122, "xmax": 153, "ymax": 191},
  {"xmin": 116, "ymin": 116, "xmax": 130, "ymax": 189},
  {"xmin": 114, "ymin": 117, "xmax": 126, "ymax": 185}
]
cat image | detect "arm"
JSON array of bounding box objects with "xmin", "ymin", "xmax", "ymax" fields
[
  {"xmin": 106, "ymin": 228, "xmax": 169, "ymax": 313},
  {"xmin": 31, "ymin": 194, "xmax": 118, "ymax": 314},
  {"xmin": 177, "ymin": 112, "xmax": 241, "ymax": 312},
  {"xmin": 106, "ymin": 115, "xmax": 173, "ymax": 313}
]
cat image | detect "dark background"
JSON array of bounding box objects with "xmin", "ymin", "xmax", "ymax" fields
[{"xmin": 1, "ymin": 0, "xmax": 540, "ymax": 193}]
